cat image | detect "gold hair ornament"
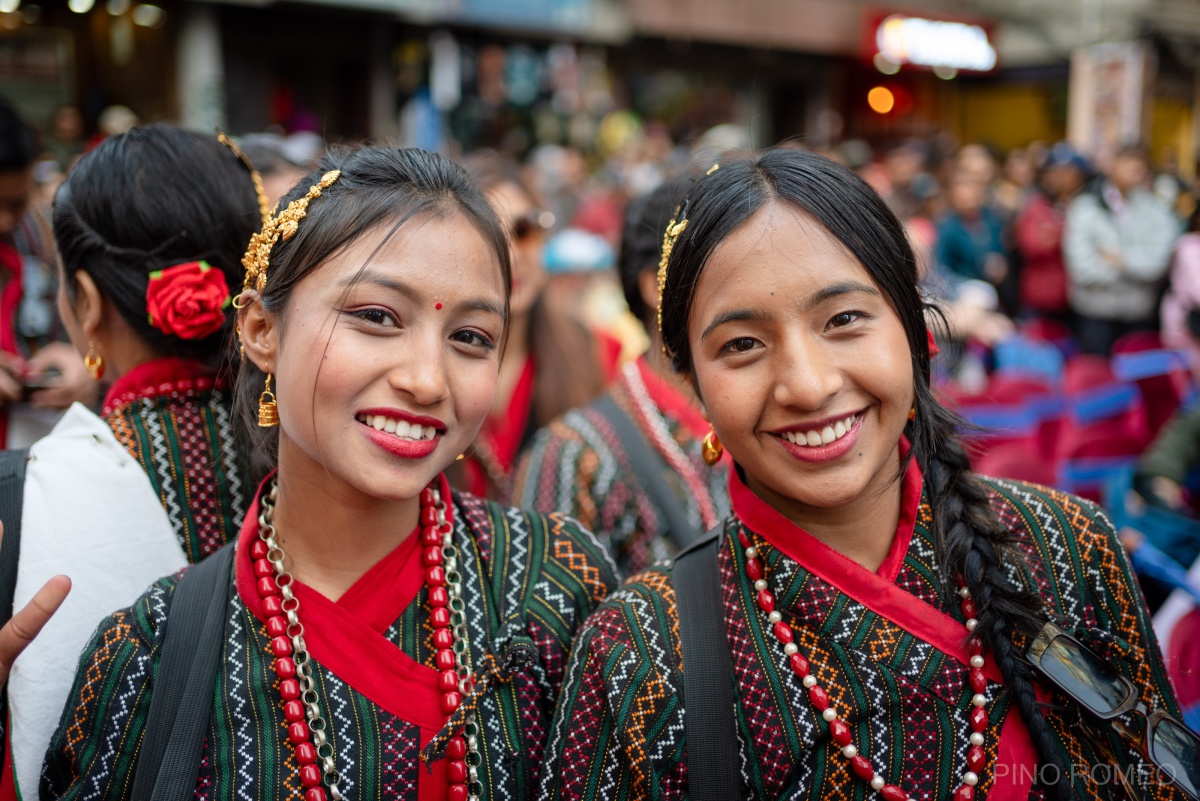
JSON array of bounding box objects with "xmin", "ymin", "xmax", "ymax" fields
[
  {"xmin": 216, "ymin": 131, "xmax": 271, "ymax": 230},
  {"xmin": 239, "ymin": 169, "xmax": 341, "ymax": 299},
  {"xmin": 656, "ymin": 162, "xmax": 720, "ymax": 348}
]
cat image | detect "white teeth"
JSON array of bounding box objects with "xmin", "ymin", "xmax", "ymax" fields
[
  {"xmin": 358, "ymin": 414, "xmax": 438, "ymax": 441},
  {"xmin": 784, "ymin": 413, "xmax": 860, "ymax": 448}
]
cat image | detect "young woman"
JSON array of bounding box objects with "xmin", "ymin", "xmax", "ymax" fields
[
  {"xmin": 4, "ymin": 125, "xmax": 260, "ymax": 799},
  {"xmin": 455, "ymin": 152, "xmax": 609, "ymax": 499},
  {"xmin": 53, "ymin": 125, "xmax": 258, "ymax": 561},
  {"xmin": 43, "ymin": 147, "xmax": 617, "ymax": 800},
  {"xmin": 540, "ymin": 148, "xmax": 1192, "ymax": 800},
  {"xmin": 512, "ymin": 177, "xmax": 731, "ymax": 577}
]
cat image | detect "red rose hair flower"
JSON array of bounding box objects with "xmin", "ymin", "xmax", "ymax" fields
[{"xmin": 146, "ymin": 260, "xmax": 232, "ymax": 340}]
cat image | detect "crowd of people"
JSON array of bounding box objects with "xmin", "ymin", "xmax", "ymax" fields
[{"xmin": 0, "ymin": 89, "xmax": 1197, "ymax": 801}]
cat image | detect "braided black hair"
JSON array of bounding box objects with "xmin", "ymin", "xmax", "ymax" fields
[{"xmin": 658, "ymin": 148, "xmax": 1074, "ymax": 800}]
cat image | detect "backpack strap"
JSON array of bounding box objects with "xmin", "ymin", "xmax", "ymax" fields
[
  {"xmin": 671, "ymin": 528, "xmax": 741, "ymax": 800},
  {"xmin": 0, "ymin": 447, "xmax": 28, "ymax": 765},
  {"xmin": 0, "ymin": 448, "xmax": 30, "ymax": 629},
  {"xmin": 592, "ymin": 394, "xmax": 703, "ymax": 551},
  {"xmin": 131, "ymin": 542, "xmax": 235, "ymax": 801}
]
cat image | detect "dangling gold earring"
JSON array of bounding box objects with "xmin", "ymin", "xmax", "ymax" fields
[
  {"xmin": 908, "ymin": 405, "xmax": 917, "ymax": 422},
  {"xmin": 83, "ymin": 341, "xmax": 104, "ymax": 380},
  {"xmin": 257, "ymin": 363, "xmax": 279, "ymax": 428},
  {"xmin": 702, "ymin": 428, "xmax": 723, "ymax": 466}
]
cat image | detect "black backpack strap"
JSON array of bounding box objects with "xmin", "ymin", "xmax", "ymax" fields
[
  {"xmin": 0, "ymin": 448, "xmax": 28, "ymax": 762},
  {"xmin": 592, "ymin": 394, "xmax": 703, "ymax": 551},
  {"xmin": 0, "ymin": 448, "xmax": 30, "ymax": 628},
  {"xmin": 131, "ymin": 542, "xmax": 235, "ymax": 801},
  {"xmin": 671, "ymin": 528, "xmax": 741, "ymax": 800}
]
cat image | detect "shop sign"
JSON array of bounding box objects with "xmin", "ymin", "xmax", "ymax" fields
[{"xmin": 875, "ymin": 14, "xmax": 996, "ymax": 72}]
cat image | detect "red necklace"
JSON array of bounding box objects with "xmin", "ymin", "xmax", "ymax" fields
[
  {"xmin": 738, "ymin": 527, "xmax": 990, "ymax": 801},
  {"xmin": 251, "ymin": 479, "xmax": 479, "ymax": 801}
]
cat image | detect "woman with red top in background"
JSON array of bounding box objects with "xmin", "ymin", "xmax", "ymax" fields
[{"xmin": 457, "ymin": 152, "xmax": 609, "ymax": 499}]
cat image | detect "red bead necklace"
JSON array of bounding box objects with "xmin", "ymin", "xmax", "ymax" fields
[
  {"xmin": 252, "ymin": 479, "xmax": 479, "ymax": 801},
  {"xmin": 738, "ymin": 527, "xmax": 991, "ymax": 800}
]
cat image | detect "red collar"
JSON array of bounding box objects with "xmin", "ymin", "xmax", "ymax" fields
[
  {"xmin": 102, "ymin": 357, "xmax": 221, "ymax": 416},
  {"xmin": 728, "ymin": 443, "xmax": 921, "ymax": 583},
  {"xmin": 234, "ymin": 472, "xmax": 453, "ymax": 735},
  {"xmin": 630, "ymin": 357, "xmax": 709, "ymax": 440}
]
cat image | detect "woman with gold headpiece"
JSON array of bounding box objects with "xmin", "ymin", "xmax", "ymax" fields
[
  {"xmin": 539, "ymin": 149, "xmax": 1197, "ymax": 801},
  {"xmin": 43, "ymin": 146, "xmax": 617, "ymax": 801},
  {"xmin": 0, "ymin": 125, "xmax": 260, "ymax": 800}
]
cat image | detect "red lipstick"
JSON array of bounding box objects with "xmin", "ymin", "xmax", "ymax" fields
[{"xmin": 774, "ymin": 413, "xmax": 864, "ymax": 464}]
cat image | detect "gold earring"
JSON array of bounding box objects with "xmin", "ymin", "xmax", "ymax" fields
[
  {"xmin": 908, "ymin": 405, "xmax": 917, "ymax": 422},
  {"xmin": 702, "ymin": 428, "xmax": 723, "ymax": 466},
  {"xmin": 257, "ymin": 365, "xmax": 279, "ymax": 428},
  {"xmin": 83, "ymin": 341, "xmax": 104, "ymax": 380}
]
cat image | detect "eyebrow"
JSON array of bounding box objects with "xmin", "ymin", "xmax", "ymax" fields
[
  {"xmin": 698, "ymin": 280, "xmax": 880, "ymax": 341},
  {"xmin": 339, "ymin": 269, "xmax": 506, "ymax": 319}
]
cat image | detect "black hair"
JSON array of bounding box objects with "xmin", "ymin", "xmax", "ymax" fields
[
  {"xmin": 618, "ymin": 176, "xmax": 693, "ymax": 326},
  {"xmin": 235, "ymin": 146, "xmax": 512, "ymax": 483},
  {"xmin": 53, "ymin": 124, "xmax": 259, "ymax": 369},
  {"xmin": 659, "ymin": 148, "xmax": 1073, "ymax": 800},
  {"xmin": 0, "ymin": 96, "xmax": 37, "ymax": 172}
]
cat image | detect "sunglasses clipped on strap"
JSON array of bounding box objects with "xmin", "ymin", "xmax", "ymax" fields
[{"xmin": 1026, "ymin": 621, "xmax": 1200, "ymax": 799}]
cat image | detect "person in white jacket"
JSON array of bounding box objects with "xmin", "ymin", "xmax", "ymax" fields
[{"xmin": 1064, "ymin": 145, "xmax": 1180, "ymax": 354}]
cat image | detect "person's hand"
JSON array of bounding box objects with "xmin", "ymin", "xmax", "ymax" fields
[
  {"xmin": 984, "ymin": 253, "xmax": 1008, "ymax": 284},
  {"xmin": 0, "ymin": 521, "xmax": 70, "ymax": 687},
  {"xmin": 26, "ymin": 342, "xmax": 98, "ymax": 410},
  {"xmin": 1101, "ymin": 248, "xmax": 1125, "ymax": 271},
  {"xmin": 0, "ymin": 352, "xmax": 25, "ymax": 407}
]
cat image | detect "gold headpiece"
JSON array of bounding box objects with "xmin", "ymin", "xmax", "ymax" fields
[
  {"xmin": 655, "ymin": 163, "xmax": 719, "ymax": 345},
  {"xmin": 240, "ymin": 169, "xmax": 341, "ymax": 296}
]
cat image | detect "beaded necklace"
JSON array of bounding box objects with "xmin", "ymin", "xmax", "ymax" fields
[
  {"xmin": 737, "ymin": 526, "xmax": 991, "ymax": 801},
  {"xmin": 251, "ymin": 479, "xmax": 480, "ymax": 801}
]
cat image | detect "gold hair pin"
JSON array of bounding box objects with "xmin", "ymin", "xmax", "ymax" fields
[
  {"xmin": 656, "ymin": 163, "xmax": 720, "ymax": 348},
  {"xmin": 240, "ymin": 169, "xmax": 341, "ymax": 297}
]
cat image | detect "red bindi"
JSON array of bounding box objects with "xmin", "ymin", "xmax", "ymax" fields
[{"xmin": 435, "ymin": 302, "xmax": 443, "ymax": 310}]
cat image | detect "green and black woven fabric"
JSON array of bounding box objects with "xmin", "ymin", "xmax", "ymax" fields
[
  {"xmin": 540, "ymin": 470, "xmax": 1187, "ymax": 801},
  {"xmin": 43, "ymin": 484, "xmax": 618, "ymax": 801},
  {"xmin": 102, "ymin": 357, "xmax": 249, "ymax": 564}
]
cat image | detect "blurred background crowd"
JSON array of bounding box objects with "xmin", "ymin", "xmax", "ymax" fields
[{"xmin": 5, "ymin": 0, "xmax": 1200, "ymax": 727}]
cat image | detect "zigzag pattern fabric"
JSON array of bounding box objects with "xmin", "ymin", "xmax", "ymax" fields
[
  {"xmin": 42, "ymin": 487, "xmax": 618, "ymax": 801},
  {"xmin": 102, "ymin": 358, "xmax": 249, "ymax": 564},
  {"xmin": 539, "ymin": 476, "xmax": 1186, "ymax": 801},
  {"xmin": 513, "ymin": 363, "xmax": 730, "ymax": 577}
]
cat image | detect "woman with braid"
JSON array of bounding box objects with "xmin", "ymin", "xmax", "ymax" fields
[{"xmin": 540, "ymin": 149, "xmax": 1196, "ymax": 800}]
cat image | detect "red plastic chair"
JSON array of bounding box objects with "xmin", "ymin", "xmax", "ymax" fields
[{"xmin": 1112, "ymin": 331, "xmax": 1191, "ymax": 438}]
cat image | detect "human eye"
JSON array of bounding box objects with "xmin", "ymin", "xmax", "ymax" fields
[
  {"xmin": 451, "ymin": 329, "xmax": 496, "ymax": 351},
  {"xmin": 347, "ymin": 307, "xmax": 399, "ymax": 328},
  {"xmin": 827, "ymin": 311, "xmax": 867, "ymax": 330},
  {"xmin": 719, "ymin": 336, "xmax": 759, "ymax": 355}
]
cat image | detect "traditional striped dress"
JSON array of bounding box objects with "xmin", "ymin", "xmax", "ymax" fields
[
  {"xmin": 42, "ymin": 475, "xmax": 618, "ymax": 801},
  {"xmin": 512, "ymin": 358, "xmax": 730, "ymax": 577},
  {"xmin": 540, "ymin": 461, "xmax": 1187, "ymax": 800},
  {"xmin": 102, "ymin": 357, "xmax": 250, "ymax": 563}
]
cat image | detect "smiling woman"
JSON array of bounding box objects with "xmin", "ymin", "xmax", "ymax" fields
[
  {"xmin": 540, "ymin": 149, "xmax": 1193, "ymax": 801},
  {"xmin": 42, "ymin": 147, "xmax": 617, "ymax": 801}
]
